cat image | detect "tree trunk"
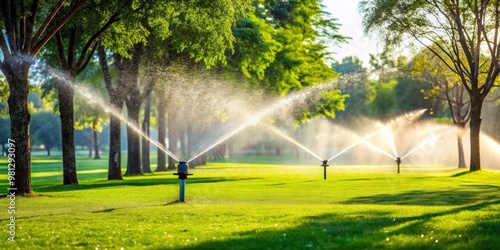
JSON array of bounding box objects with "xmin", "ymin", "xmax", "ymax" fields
[
  {"xmin": 457, "ymin": 126, "xmax": 466, "ymax": 169},
  {"xmin": 180, "ymin": 128, "xmax": 187, "ymax": 157},
  {"xmin": 157, "ymin": 93, "xmax": 167, "ymax": 171},
  {"xmin": 142, "ymin": 94, "xmax": 151, "ymax": 173},
  {"xmin": 93, "ymin": 126, "xmax": 100, "ymax": 159},
  {"xmin": 167, "ymin": 111, "xmax": 178, "ymax": 170},
  {"xmin": 125, "ymin": 101, "xmax": 142, "ymax": 175},
  {"xmin": 98, "ymin": 46, "xmax": 123, "ymax": 180},
  {"xmin": 47, "ymin": 147, "xmax": 51, "ymax": 156},
  {"xmin": 469, "ymin": 98, "xmax": 483, "ymax": 171},
  {"xmin": 56, "ymin": 80, "xmax": 78, "ymax": 185},
  {"xmin": 88, "ymin": 128, "xmax": 93, "ymax": 158},
  {"xmin": 115, "ymin": 44, "xmax": 143, "ymax": 176},
  {"xmin": 200, "ymin": 154, "xmax": 207, "ymax": 166},
  {"xmin": 4, "ymin": 61, "xmax": 32, "ymax": 195},
  {"xmin": 187, "ymin": 124, "xmax": 193, "ymax": 157},
  {"xmin": 457, "ymin": 134, "xmax": 466, "ymax": 169},
  {"xmin": 107, "ymin": 100, "xmax": 123, "ymax": 180}
]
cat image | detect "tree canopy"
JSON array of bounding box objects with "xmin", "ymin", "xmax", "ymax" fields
[{"xmin": 359, "ymin": 0, "xmax": 500, "ymax": 171}]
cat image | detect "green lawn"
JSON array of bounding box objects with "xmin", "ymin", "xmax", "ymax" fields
[{"xmin": 1, "ymin": 155, "xmax": 500, "ymax": 249}]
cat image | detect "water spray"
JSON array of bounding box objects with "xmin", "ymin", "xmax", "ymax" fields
[
  {"xmin": 395, "ymin": 157, "xmax": 401, "ymax": 174},
  {"xmin": 321, "ymin": 160, "xmax": 329, "ymax": 180},
  {"xmin": 48, "ymin": 69, "xmax": 180, "ymax": 162},
  {"xmin": 173, "ymin": 161, "xmax": 193, "ymax": 202}
]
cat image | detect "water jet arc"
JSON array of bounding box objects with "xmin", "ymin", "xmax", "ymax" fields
[{"xmin": 49, "ymin": 70, "xmax": 180, "ymax": 162}]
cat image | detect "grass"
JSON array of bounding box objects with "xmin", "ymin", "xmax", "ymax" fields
[{"xmin": 0, "ymin": 155, "xmax": 500, "ymax": 249}]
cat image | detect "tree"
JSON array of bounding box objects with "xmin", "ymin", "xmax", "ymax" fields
[
  {"xmin": 141, "ymin": 87, "xmax": 152, "ymax": 172},
  {"xmin": 45, "ymin": 1, "xmax": 118, "ymax": 184},
  {"xmin": 255, "ymin": 0, "xmax": 347, "ymax": 94},
  {"xmin": 332, "ymin": 56, "xmax": 366, "ymax": 75},
  {"xmin": 72, "ymin": 60, "xmax": 109, "ymax": 160},
  {"xmin": 226, "ymin": 0, "xmax": 349, "ymax": 118},
  {"xmin": 413, "ymin": 49, "xmax": 470, "ymax": 168},
  {"xmin": 331, "ymin": 56, "xmax": 369, "ymax": 119},
  {"xmin": 360, "ymin": 0, "xmax": 500, "ymax": 171},
  {"xmin": 1, "ymin": 0, "xmax": 87, "ymax": 195},
  {"xmin": 155, "ymin": 79, "xmax": 167, "ymax": 171},
  {"xmin": 31, "ymin": 111, "xmax": 61, "ymax": 156},
  {"xmin": 97, "ymin": 45, "xmax": 124, "ymax": 180},
  {"xmin": 98, "ymin": 0, "xmax": 251, "ymax": 173},
  {"xmin": 115, "ymin": 43, "xmax": 149, "ymax": 176},
  {"xmin": 366, "ymin": 80, "xmax": 397, "ymax": 118},
  {"xmin": 74, "ymin": 96, "xmax": 107, "ymax": 160}
]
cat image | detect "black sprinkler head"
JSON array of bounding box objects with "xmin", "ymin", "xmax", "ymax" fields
[{"xmin": 322, "ymin": 160, "xmax": 329, "ymax": 167}]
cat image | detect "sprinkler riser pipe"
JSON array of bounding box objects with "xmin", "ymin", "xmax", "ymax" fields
[
  {"xmin": 173, "ymin": 161, "xmax": 193, "ymax": 202},
  {"xmin": 395, "ymin": 157, "xmax": 401, "ymax": 174},
  {"xmin": 179, "ymin": 179, "xmax": 186, "ymax": 202},
  {"xmin": 321, "ymin": 160, "xmax": 329, "ymax": 180}
]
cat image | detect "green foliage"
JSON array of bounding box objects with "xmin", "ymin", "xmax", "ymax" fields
[
  {"xmin": 393, "ymin": 76, "xmax": 429, "ymax": 112},
  {"xmin": 331, "ymin": 56, "xmax": 366, "ymax": 75},
  {"xmin": 231, "ymin": 13, "xmax": 282, "ymax": 80},
  {"xmin": 330, "ymin": 56, "xmax": 370, "ymax": 119},
  {"xmin": 30, "ymin": 111, "xmax": 62, "ymax": 152},
  {"xmin": 0, "ymin": 76, "xmax": 8, "ymax": 117},
  {"xmin": 295, "ymin": 89, "xmax": 347, "ymax": 124},
  {"xmin": 101, "ymin": 15, "xmax": 150, "ymax": 58},
  {"xmin": 223, "ymin": 0, "xmax": 348, "ymax": 123},
  {"xmin": 102, "ymin": 0, "xmax": 251, "ymax": 67},
  {"xmin": 359, "ymin": 0, "xmax": 500, "ymax": 101},
  {"xmin": 229, "ymin": 0, "xmax": 347, "ymax": 93},
  {"xmin": 434, "ymin": 116, "xmax": 453, "ymax": 124},
  {"xmin": 366, "ymin": 80, "xmax": 397, "ymax": 117},
  {"xmin": 0, "ymin": 118, "xmax": 9, "ymax": 145},
  {"xmin": 74, "ymin": 60, "xmax": 109, "ymax": 132},
  {"xmin": 333, "ymin": 52, "xmax": 430, "ymax": 119},
  {"xmin": 359, "ymin": 0, "xmax": 428, "ymax": 51},
  {"xmin": 411, "ymin": 47, "xmax": 471, "ymax": 121}
]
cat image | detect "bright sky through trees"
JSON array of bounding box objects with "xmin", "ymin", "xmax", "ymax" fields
[{"xmin": 323, "ymin": 0, "xmax": 381, "ymax": 65}]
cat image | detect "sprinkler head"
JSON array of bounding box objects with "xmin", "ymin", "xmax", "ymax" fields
[
  {"xmin": 174, "ymin": 161, "xmax": 193, "ymax": 179},
  {"xmin": 321, "ymin": 160, "xmax": 329, "ymax": 167},
  {"xmin": 395, "ymin": 157, "xmax": 401, "ymax": 165},
  {"xmin": 177, "ymin": 161, "xmax": 189, "ymax": 173}
]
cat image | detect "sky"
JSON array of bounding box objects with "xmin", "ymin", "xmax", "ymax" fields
[{"xmin": 322, "ymin": 0, "xmax": 382, "ymax": 65}]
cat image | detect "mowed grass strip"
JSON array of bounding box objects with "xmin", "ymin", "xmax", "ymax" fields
[{"xmin": 0, "ymin": 156, "xmax": 499, "ymax": 249}]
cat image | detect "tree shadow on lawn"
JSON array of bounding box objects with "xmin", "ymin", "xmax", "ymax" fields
[
  {"xmin": 340, "ymin": 184, "xmax": 500, "ymax": 206},
  {"xmin": 32, "ymin": 177, "xmax": 261, "ymax": 193},
  {"xmin": 175, "ymin": 200, "xmax": 500, "ymax": 250}
]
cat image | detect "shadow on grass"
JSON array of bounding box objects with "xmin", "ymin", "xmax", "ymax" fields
[
  {"xmin": 340, "ymin": 185, "xmax": 500, "ymax": 206},
  {"xmin": 32, "ymin": 177, "xmax": 261, "ymax": 193},
  {"xmin": 175, "ymin": 200, "xmax": 500, "ymax": 250},
  {"xmin": 450, "ymin": 171, "xmax": 474, "ymax": 177},
  {"xmin": 170, "ymin": 212, "xmax": 392, "ymax": 250}
]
